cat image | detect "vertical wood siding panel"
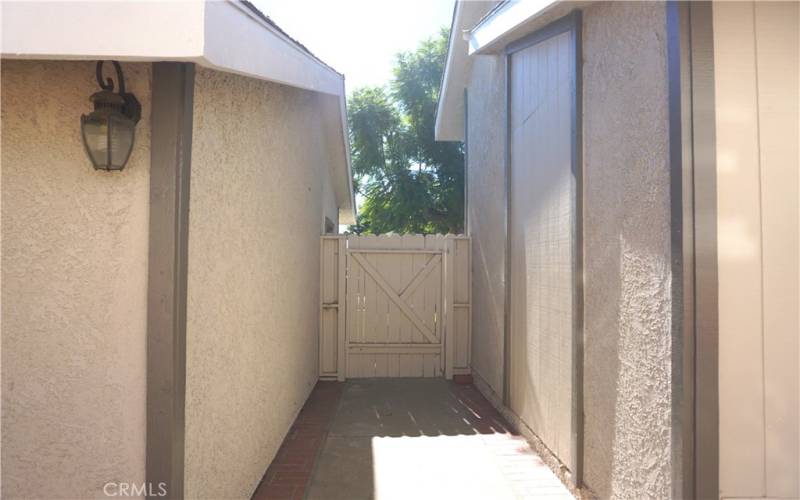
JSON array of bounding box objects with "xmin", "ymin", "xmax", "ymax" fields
[
  {"xmin": 754, "ymin": 3, "xmax": 800, "ymax": 497},
  {"xmin": 714, "ymin": 3, "xmax": 766, "ymax": 496}
]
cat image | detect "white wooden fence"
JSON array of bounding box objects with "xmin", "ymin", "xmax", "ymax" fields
[{"xmin": 320, "ymin": 234, "xmax": 471, "ymax": 380}]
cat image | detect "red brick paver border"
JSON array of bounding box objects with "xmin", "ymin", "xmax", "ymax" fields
[{"xmin": 252, "ymin": 382, "xmax": 343, "ymax": 500}]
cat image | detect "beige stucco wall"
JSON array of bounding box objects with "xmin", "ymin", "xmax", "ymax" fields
[
  {"xmin": 582, "ymin": 2, "xmax": 672, "ymax": 498},
  {"xmin": 184, "ymin": 67, "xmax": 339, "ymax": 499},
  {"xmin": 465, "ymin": 55, "xmax": 506, "ymax": 397},
  {"xmin": 1, "ymin": 61, "xmax": 151, "ymax": 498},
  {"xmin": 462, "ymin": 2, "xmax": 673, "ymax": 498}
]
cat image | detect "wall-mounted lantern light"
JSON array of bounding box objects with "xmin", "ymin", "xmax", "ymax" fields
[{"xmin": 81, "ymin": 61, "xmax": 141, "ymax": 171}]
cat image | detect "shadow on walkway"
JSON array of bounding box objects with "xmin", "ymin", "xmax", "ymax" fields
[{"xmin": 253, "ymin": 379, "xmax": 572, "ymax": 500}]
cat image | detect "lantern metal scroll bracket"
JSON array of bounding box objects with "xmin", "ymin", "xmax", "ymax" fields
[{"xmin": 95, "ymin": 60, "xmax": 141, "ymax": 124}]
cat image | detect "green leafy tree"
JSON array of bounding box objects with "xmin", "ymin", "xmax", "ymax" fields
[{"xmin": 348, "ymin": 28, "xmax": 464, "ymax": 234}]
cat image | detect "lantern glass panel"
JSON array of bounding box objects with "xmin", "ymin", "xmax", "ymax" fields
[
  {"xmin": 81, "ymin": 115, "xmax": 109, "ymax": 169},
  {"xmin": 108, "ymin": 115, "xmax": 135, "ymax": 170}
]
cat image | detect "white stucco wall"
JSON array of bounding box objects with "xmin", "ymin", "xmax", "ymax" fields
[
  {"xmin": 1, "ymin": 61, "xmax": 151, "ymax": 499},
  {"xmin": 184, "ymin": 67, "xmax": 339, "ymax": 499},
  {"xmin": 466, "ymin": 55, "xmax": 507, "ymax": 397},
  {"xmin": 582, "ymin": 2, "xmax": 672, "ymax": 498}
]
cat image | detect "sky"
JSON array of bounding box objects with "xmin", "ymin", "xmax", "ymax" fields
[{"xmin": 253, "ymin": 0, "xmax": 456, "ymax": 93}]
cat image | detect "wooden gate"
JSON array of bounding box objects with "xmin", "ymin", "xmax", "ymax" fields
[{"xmin": 319, "ymin": 234, "xmax": 471, "ymax": 380}]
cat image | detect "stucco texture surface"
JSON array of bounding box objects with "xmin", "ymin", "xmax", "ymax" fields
[
  {"xmin": 1, "ymin": 61, "xmax": 151, "ymax": 499},
  {"xmin": 184, "ymin": 67, "xmax": 339, "ymax": 499},
  {"xmin": 581, "ymin": 2, "xmax": 673, "ymax": 499},
  {"xmin": 465, "ymin": 55, "xmax": 506, "ymax": 397}
]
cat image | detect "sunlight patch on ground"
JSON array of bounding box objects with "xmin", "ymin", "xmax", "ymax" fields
[{"xmin": 371, "ymin": 433, "xmax": 571, "ymax": 500}]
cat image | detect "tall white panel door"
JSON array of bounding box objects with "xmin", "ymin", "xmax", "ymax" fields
[{"xmin": 508, "ymin": 21, "xmax": 579, "ymax": 474}]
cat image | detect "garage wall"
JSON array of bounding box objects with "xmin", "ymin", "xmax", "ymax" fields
[
  {"xmin": 714, "ymin": 2, "xmax": 799, "ymax": 498},
  {"xmin": 1, "ymin": 61, "xmax": 151, "ymax": 499},
  {"xmin": 465, "ymin": 55, "xmax": 506, "ymax": 397},
  {"xmin": 461, "ymin": 3, "xmax": 674, "ymax": 498},
  {"xmin": 184, "ymin": 67, "xmax": 339, "ymax": 499},
  {"xmin": 581, "ymin": 2, "xmax": 673, "ymax": 498}
]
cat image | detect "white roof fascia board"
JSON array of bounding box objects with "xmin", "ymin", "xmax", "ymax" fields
[
  {"xmin": 1, "ymin": 1, "xmax": 343, "ymax": 97},
  {"xmin": 337, "ymin": 88, "xmax": 357, "ymax": 225},
  {"xmin": 435, "ymin": 1, "xmax": 496, "ymax": 142},
  {"xmin": 0, "ymin": 1, "xmax": 206, "ymax": 61},
  {"xmin": 202, "ymin": 1, "xmax": 343, "ymax": 96},
  {"xmin": 316, "ymin": 90, "xmax": 356, "ymax": 225},
  {"xmin": 469, "ymin": 0, "xmax": 559, "ymax": 54},
  {"xmin": 435, "ymin": 0, "xmax": 467, "ymax": 142}
]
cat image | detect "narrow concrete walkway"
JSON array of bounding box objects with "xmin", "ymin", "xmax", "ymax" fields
[{"xmin": 255, "ymin": 379, "xmax": 573, "ymax": 500}]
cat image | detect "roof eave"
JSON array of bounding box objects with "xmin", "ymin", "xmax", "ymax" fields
[
  {"xmin": 1, "ymin": 0, "xmax": 356, "ymax": 222},
  {"xmin": 435, "ymin": 1, "xmax": 471, "ymax": 142},
  {"xmin": 337, "ymin": 83, "xmax": 357, "ymax": 225},
  {"xmin": 437, "ymin": 0, "xmax": 595, "ymax": 139},
  {"xmin": 468, "ymin": 0, "xmax": 560, "ymax": 55},
  {"xmin": 1, "ymin": 1, "xmax": 343, "ymax": 96},
  {"xmin": 469, "ymin": 0, "xmax": 594, "ymax": 54},
  {"xmin": 204, "ymin": 1, "xmax": 343, "ymax": 96}
]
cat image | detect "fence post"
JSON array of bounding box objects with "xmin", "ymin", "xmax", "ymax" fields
[
  {"xmin": 444, "ymin": 235, "xmax": 455, "ymax": 379},
  {"xmin": 337, "ymin": 236, "xmax": 347, "ymax": 381}
]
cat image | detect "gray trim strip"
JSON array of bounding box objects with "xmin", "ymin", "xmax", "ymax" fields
[
  {"xmin": 503, "ymin": 10, "xmax": 583, "ymax": 487},
  {"xmin": 464, "ymin": 87, "xmax": 469, "ymax": 234},
  {"xmin": 667, "ymin": 2, "xmax": 719, "ymax": 498},
  {"xmin": 688, "ymin": 3, "xmax": 718, "ymax": 498},
  {"xmin": 146, "ymin": 62, "xmax": 195, "ymax": 500},
  {"xmin": 667, "ymin": 2, "xmax": 690, "ymax": 497},
  {"xmin": 503, "ymin": 52, "xmax": 511, "ymax": 408},
  {"xmin": 571, "ymin": 10, "xmax": 584, "ymax": 488}
]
